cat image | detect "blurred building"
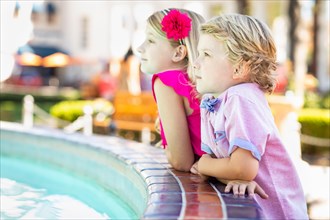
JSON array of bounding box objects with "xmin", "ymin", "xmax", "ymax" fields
[{"xmin": 1, "ymin": 0, "xmax": 329, "ymax": 93}]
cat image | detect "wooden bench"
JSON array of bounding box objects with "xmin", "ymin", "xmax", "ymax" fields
[{"xmin": 112, "ymin": 91, "xmax": 158, "ymax": 132}]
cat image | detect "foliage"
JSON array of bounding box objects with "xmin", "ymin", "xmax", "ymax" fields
[
  {"xmin": 298, "ymin": 108, "xmax": 330, "ymax": 166},
  {"xmin": 50, "ymin": 99, "xmax": 114, "ymax": 122},
  {"xmin": 298, "ymin": 108, "xmax": 330, "ymax": 139},
  {"xmin": 0, "ymin": 90, "xmax": 81, "ymax": 122},
  {"xmin": 321, "ymin": 93, "xmax": 330, "ymax": 109},
  {"xmin": 304, "ymin": 91, "xmax": 330, "ymax": 109},
  {"xmin": 0, "ymin": 100, "xmax": 58, "ymax": 122},
  {"xmin": 0, "ymin": 89, "xmax": 80, "ymax": 102},
  {"xmin": 0, "ymin": 101, "xmax": 21, "ymax": 122}
]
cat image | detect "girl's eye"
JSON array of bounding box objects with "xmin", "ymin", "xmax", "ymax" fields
[
  {"xmin": 148, "ymin": 39, "xmax": 154, "ymax": 43},
  {"xmin": 204, "ymin": 52, "xmax": 210, "ymax": 57}
]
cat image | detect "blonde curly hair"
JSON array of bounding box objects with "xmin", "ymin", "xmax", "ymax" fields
[{"xmin": 200, "ymin": 14, "xmax": 277, "ymax": 93}]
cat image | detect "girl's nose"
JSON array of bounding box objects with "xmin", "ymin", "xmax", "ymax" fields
[
  {"xmin": 137, "ymin": 43, "xmax": 144, "ymax": 54},
  {"xmin": 137, "ymin": 46, "xmax": 142, "ymax": 53},
  {"xmin": 193, "ymin": 58, "xmax": 200, "ymax": 69}
]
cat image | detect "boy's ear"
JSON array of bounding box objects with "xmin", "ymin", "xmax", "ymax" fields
[
  {"xmin": 232, "ymin": 62, "xmax": 249, "ymax": 80},
  {"xmin": 172, "ymin": 45, "xmax": 187, "ymax": 62},
  {"xmin": 232, "ymin": 68, "xmax": 241, "ymax": 80}
]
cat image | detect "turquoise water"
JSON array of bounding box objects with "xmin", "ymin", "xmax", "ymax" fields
[{"xmin": 0, "ymin": 156, "xmax": 135, "ymax": 219}]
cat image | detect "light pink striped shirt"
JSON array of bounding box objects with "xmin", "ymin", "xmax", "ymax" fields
[{"xmin": 200, "ymin": 83, "xmax": 308, "ymax": 220}]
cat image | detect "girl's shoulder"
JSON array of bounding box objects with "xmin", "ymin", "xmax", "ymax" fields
[
  {"xmin": 152, "ymin": 69, "xmax": 188, "ymax": 85},
  {"xmin": 152, "ymin": 70, "xmax": 191, "ymax": 91},
  {"xmin": 152, "ymin": 70, "xmax": 199, "ymax": 109}
]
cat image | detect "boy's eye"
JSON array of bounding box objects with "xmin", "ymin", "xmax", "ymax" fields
[
  {"xmin": 204, "ymin": 52, "xmax": 210, "ymax": 57},
  {"xmin": 148, "ymin": 39, "xmax": 154, "ymax": 43}
]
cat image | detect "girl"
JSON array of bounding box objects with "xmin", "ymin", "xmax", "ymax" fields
[
  {"xmin": 193, "ymin": 14, "xmax": 308, "ymax": 219},
  {"xmin": 137, "ymin": 8, "xmax": 204, "ymax": 172}
]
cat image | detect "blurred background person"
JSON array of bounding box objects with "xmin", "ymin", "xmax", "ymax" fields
[{"xmin": 92, "ymin": 61, "xmax": 118, "ymax": 101}]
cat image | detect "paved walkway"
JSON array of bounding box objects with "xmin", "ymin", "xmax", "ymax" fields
[
  {"xmin": 278, "ymin": 112, "xmax": 329, "ymax": 219},
  {"xmin": 297, "ymin": 161, "xmax": 329, "ymax": 220}
]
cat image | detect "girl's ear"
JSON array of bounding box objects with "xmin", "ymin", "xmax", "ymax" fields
[{"xmin": 171, "ymin": 45, "xmax": 187, "ymax": 62}]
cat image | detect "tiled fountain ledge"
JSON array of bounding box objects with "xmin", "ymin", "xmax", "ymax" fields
[{"xmin": 0, "ymin": 121, "xmax": 263, "ymax": 219}]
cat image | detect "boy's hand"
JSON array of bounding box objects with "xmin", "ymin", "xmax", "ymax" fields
[
  {"xmin": 224, "ymin": 180, "xmax": 268, "ymax": 199},
  {"xmin": 201, "ymin": 153, "xmax": 212, "ymax": 159},
  {"xmin": 190, "ymin": 159, "xmax": 209, "ymax": 182}
]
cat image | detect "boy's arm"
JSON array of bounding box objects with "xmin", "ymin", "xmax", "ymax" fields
[
  {"xmin": 154, "ymin": 78, "xmax": 195, "ymax": 172},
  {"xmin": 192, "ymin": 155, "xmax": 267, "ymax": 199},
  {"xmin": 198, "ymin": 147, "xmax": 259, "ymax": 181}
]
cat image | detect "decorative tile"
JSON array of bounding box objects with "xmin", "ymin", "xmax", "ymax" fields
[
  {"xmin": 170, "ymin": 169, "xmax": 195, "ymax": 177},
  {"xmin": 182, "ymin": 183, "xmax": 216, "ymax": 193},
  {"xmin": 134, "ymin": 163, "xmax": 167, "ymax": 172},
  {"xmin": 145, "ymin": 176, "xmax": 178, "ymax": 186},
  {"xmin": 143, "ymin": 215, "xmax": 179, "ymax": 220},
  {"xmin": 148, "ymin": 192, "xmax": 182, "ymax": 204},
  {"xmin": 159, "ymin": 163, "xmax": 172, "ymax": 169},
  {"xmin": 147, "ymin": 154, "xmax": 168, "ymax": 160},
  {"xmin": 148, "ymin": 183, "xmax": 181, "ymax": 194},
  {"xmin": 178, "ymin": 175, "xmax": 204, "ymax": 184},
  {"xmin": 185, "ymin": 192, "xmax": 221, "ymax": 204},
  {"xmin": 184, "ymin": 203, "xmax": 223, "ymax": 218},
  {"xmin": 220, "ymin": 193, "xmax": 261, "ymax": 207},
  {"xmin": 212, "ymin": 180, "xmax": 227, "ymax": 192},
  {"xmin": 226, "ymin": 205, "xmax": 263, "ymax": 219},
  {"xmin": 153, "ymin": 158, "xmax": 170, "ymax": 164},
  {"xmin": 118, "ymin": 153, "xmax": 146, "ymax": 160},
  {"xmin": 143, "ymin": 203, "xmax": 181, "ymax": 218},
  {"xmin": 126, "ymin": 158, "xmax": 158, "ymax": 165},
  {"xmin": 140, "ymin": 169, "xmax": 172, "ymax": 179}
]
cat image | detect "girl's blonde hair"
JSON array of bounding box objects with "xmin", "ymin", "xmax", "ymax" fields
[
  {"xmin": 200, "ymin": 14, "xmax": 277, "ymax": 93},
  {"xmin": 147, "ymin": 8, "xmax": 205, "ymax": 84}
]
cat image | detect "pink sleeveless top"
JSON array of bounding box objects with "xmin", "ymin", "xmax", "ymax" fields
[{"xmin": 152, "ymin": 70, "xmax": 204, "ymax": 158}]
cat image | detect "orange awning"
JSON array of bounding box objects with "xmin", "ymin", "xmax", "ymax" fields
[
  {"xmin": 43, "ymin": 52, "xmax": 70, "ymax": 67},
  {"xmin": 15, "ymin": 53, "xmax": 43, "ymax": 66}
]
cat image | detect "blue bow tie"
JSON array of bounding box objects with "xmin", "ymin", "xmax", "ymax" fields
[{"xmin": 200, "ymin": 97, "xmax": 220, "ymax": 113}]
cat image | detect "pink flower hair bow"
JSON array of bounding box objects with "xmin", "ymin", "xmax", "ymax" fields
[{"xmin": 161, "ymin": 9, "xmax": 192, "ymax": 44}]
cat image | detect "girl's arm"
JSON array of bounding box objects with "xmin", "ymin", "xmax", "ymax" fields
[
  {"xmin": 198, "ymin": 148, "xmax": 259, "ymax": 181},
  {"xmin": 154, "ymin": 78, "xmax": 195, "ymax": 171}
]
